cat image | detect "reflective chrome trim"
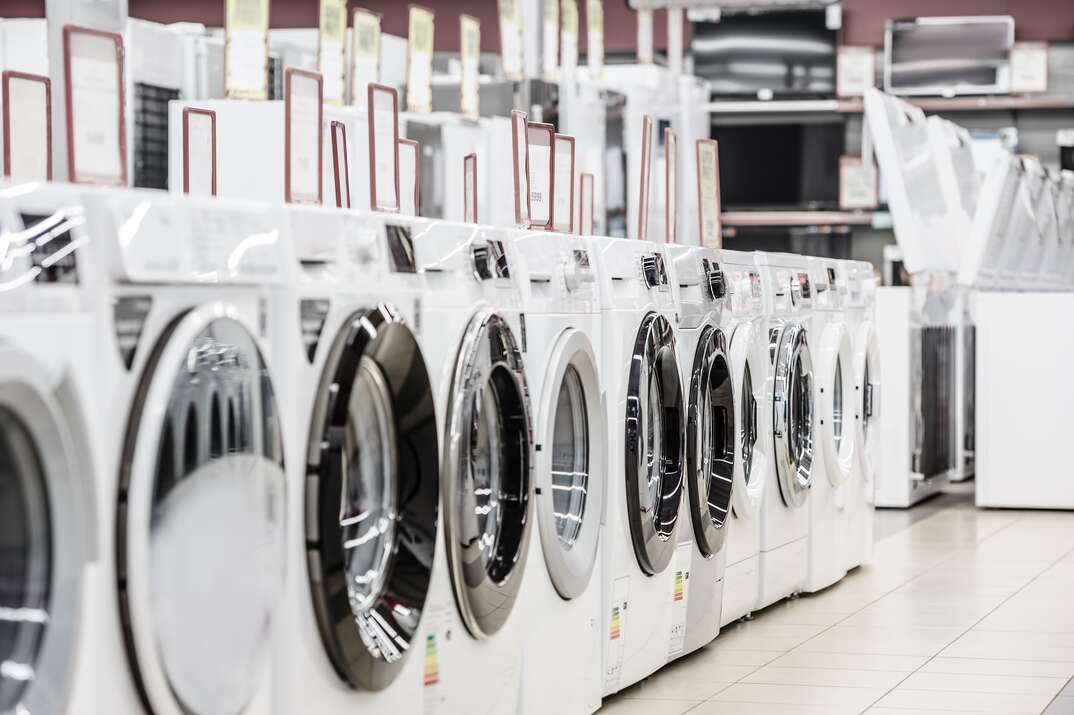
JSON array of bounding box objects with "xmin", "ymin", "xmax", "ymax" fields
[
  {"xmin": 305, "ymin": 306, "xmax": 438, "ymax": 691},
  {"xmin": 772, "ymin": 322, "xmax": 815, "ymax": 508},
  {"xmin": 443, "ymin": 310, "xmax": 533, "ymax": 638},
  {"xmin": 624, "ymin": 313, "xmax": 685, "ymax": 576},
  {"xmin": 686, "ymin": 326, "xmax": 735, "ymax": 558}
]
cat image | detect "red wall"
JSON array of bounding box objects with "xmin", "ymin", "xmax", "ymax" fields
[{"xmin": 5, "ymin": 1, "xmax": 1073, "ymax": 50}]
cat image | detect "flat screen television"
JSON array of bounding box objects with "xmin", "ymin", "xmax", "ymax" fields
[
  {"xmin": 692, "ymin": 10, "xmax": 838, "ymax": 99},
  {"xmin": 712, "ymin": 121, "xmax": 844, "ymax": 211},
  {"xmin": 885, "ymin": 16, "xmax": 1014, "ymax": 96}
]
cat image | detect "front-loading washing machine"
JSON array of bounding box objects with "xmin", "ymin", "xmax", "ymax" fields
[
  {"xmin": 844, "ymin": 261, "xmax": 880, "ymax": 571},
  {"xmin": 754, "ymin": 252, "xmax": 817, "ymax": 610},
  {"xmin": 67, "ymin": 187, "xmax": 290, "ymax": 715},
  {"xmin": 803, "ymin": 257, "xmax": 855, "ymax": 594},
  {"xmin": 0, "ymin": 184, "xmax": 101, "ymax": 715},
  {"xmin": 409, "ymin": 218, "xmax": 536, "ymax": 714},
  {"xmin": 268, "ymin": 205, "xmax": 440, "ymax": 714},
  {"xmin": 717, "ymin": 250, "xmax": 769, "ymax": 626},
  {"xmin": 665, "ymin": 242, "xmax": 734, "ymax": 657},
  {"xmin": 511, "ymin": 229, "xmax": 606, "ymax": 715},
  {"xmin": 588, "ymin": 236, "xmax": 685, "ymax": 696}
]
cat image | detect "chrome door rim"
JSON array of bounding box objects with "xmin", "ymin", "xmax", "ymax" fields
[
  {"xmin": 624, "ymin": 312, "xmax": 685, "ymax": 576},
  {"xmin": 772, "ymin": 322, "xmax": 815, "ymax": 508}
]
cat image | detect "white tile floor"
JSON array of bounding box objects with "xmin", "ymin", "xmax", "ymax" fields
[{"xmin": 600, "ymin": 488, "xmax": 1074, "ymax": 715}]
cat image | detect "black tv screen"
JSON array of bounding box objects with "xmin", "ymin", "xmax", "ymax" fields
[
  {"xmin": 712, "ymin": 122, "xmax": 844, "ymax": 210},
  {"xmin": 692, "ymin": 10, "xmax": 838, "ymax": 98}
]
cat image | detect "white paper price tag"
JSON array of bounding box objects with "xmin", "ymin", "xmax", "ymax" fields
[
  {"xmin": 561, "ymin": 0, "xmax": 579, "ymax": 75},
  {"xmin": 182, "ymin": 108, "xmax": 216, "ymax": 196},
  {"xmin": 580, "ymin": 172, "xmax": 594, "ymax": 236},
  {"xmin": 406, "ymin": 6, "xmax": 435, "ymax": 113},
  {"xmin": 512, "ymin": 110, "xmax": 530, "ymax": 227},
  {"xmin": 665, "ymin": 127, "xmax": 677, "ymax": 243},
  {"xmin": 399, "ymin": 138, "xmax": 419, "ymax": 217},
  {"xmin": 636, "ymin": 8, "xmax": 653, "ymax": 64},
  {"xmin": 318, "ymin": 0, "xmax": 347, "ymax": 104},
  {"xmin": 464, "ymin": 153, "xmax": 477, "ymax": 223},
  {"xmin": 638, "ymin": 115, "xmax": 653, "ymax": 240},
  {"xmin": 586, "ymin": 0, "xmax": 604, "ymax": 79},
  {"xmin": 839, "ymin": 156, "xmax": 878, "ymax": 210},
  {"xmin": 498, "ymin": 0, "xmax": 524, "ymax": 81},
  {"xmin": 330, "ymin": 120, "xmax": 350, "ymax": 208},
  {"xmin": 350, "ymin": 10, "xmax": 381, "ymax": 105},
  {"xmin": 225, "ymin": 0, "xmax": 269, "ymax": 99},
  {"xmin": 369, "ymin": 84, "xmax": 400, "ymax": 211},
  {"xmin": 528, "ymin": 125, "xmax": 553, "ymax": 228},
  {"xmin": 285, "ymin": 69, "xmax": 323, "ymax": 204},
  {"xmin": 1010, "ymin": 43, "xmax": 1048, "ymax": 95},
  {"xmin": 460, "ymin": 15, "xmax": 481, "ymax": 118},
  {"xmin": 696, "ymin": 139, "xmax": 721, "ymax": 248},
  {"xmin": 836, "ymin": 46, "xmax": 875, "ymax": 98},
  {"xmin": 553, "ymin": 134, "xmax": 575, "ymax": 232},
  {"xmin": 64, "ymin": 26, "xmax": 125, "ymax": 185},
  {"xmin": 2, "ymin": 72, "xmax": 51, "ymax": 182},
  {"xmin": 543, "ymin": 0, "xmax": 559, "ymax": 80}
]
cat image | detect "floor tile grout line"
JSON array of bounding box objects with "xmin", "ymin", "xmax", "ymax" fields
[
  {"xmin": 859, "ymin": 519, "xmax": 1074, "ymax": 714},
  {"xmin": 1042, "ymin": 674, "xmax": 1074, "ymax": 712}
]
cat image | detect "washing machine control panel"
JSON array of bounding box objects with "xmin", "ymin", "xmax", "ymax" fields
[
  {"xmin": 641, "ymin": 252, "xmax": 669, "ymax": 290},
  {"xmin": 472, "ymin": 240, "xmax": 510, "ymax": 281}
]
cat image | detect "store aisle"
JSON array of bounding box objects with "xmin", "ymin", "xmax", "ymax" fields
[{"xmin": 601, "ymin": 491, "xmax": 1074, "ymax": 715}]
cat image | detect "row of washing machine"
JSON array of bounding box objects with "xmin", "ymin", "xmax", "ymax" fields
[{"xmin": 0, "ymin": 181, "xmax": 879, "ymax": 715}]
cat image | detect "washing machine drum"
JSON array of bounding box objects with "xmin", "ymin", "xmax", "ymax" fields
[
  {"xmin": 686, "ymin": 326, "xmax": 735, "ymax": 558},
  {"xmin": 117, "ymin": 314, "xmax": 287, "ymax": 715},
  {"xmin": 0, "ymin": 358, "xmax": 85, "ymax": 714},
  {"xmin": 306, "ymin": 306, "xmax": 438, "ymax": 691},
  {"xmin": 772, "ymin": 322, "xmax": 815, "ymax": 508},
  {"xmin": 624, "ymin": 313, "xmax": 685, "ymax": 576},
  {"xmin": 444, "ymin": 310, "xmax": 533, "ymax": 639}
]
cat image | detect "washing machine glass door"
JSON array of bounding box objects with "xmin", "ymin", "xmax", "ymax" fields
[
  {"xmin": 728, "ymin": 324, "xmax": 764, "ymax": 520},
  {"xmin": 444, "ymin": 310, "xmax": 533, "ymax": 638},
  {"xmin": 0, "ymin": 357, "xmax": 86, "ymax": 715},
  {"xmin": 536, "ymin": 330, "xmax": 604, "ymax": 600},
  {"xmin": 686, "ymin": 326, "xmax": 735, "ymax": 558},
  {"xmin": 118, "ymin": 313, "xmax": 287, "ymax": 715},
  {"xmin": 854, "ymin": 321, "xmax": 881, "ymax": 493},
  {"xmin": 306, "ymin": 307, "xmax": 438, "ymax": 691},
  {"xmin": 772, "ymin": 322, "xmax": 815, "ymax": 508},
  {"xmin": 625, "ymin": 313, "xmax": 685, "ymax": 576},
  {"xmin": 820, "ymin": 323, "xmax": 855, "ymax": 486}
]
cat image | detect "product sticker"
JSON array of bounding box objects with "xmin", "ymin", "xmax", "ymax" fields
[
  {"xmin": 697, "ymin": 139, "xmax": 721, "ymax": 248},
  {"xmin": 1010, "ymin": 42, "xmax": 1048, "ymax": 95},
  {"xmin": 406, "ymin": 5, "xmax": 435, "ymax": 113},
  {"xmin": 330, "ymin": 120, "xmax": 350, "ymax": 208},
  {"xmin": 182, "ymin": 108, "xmax": 216, "ymax": 197},
  {"xmin": 580, "ymin": 172, "xmax": 594, "ymax": 236},
  {"xmin": 604, "ymin": 576, "xmax": 629, "ymax": 693},
  {"xmin": 285, "ymin": 69, "xmax": 323, "ymax": 204},
  {"xmin": 350, "ymin": 9, "xmax": 381, "ymax": 105},
  {"xmin": 553, "ymin": 134, "xmax": 575, "ymax": 232},
  {"xmin": 318, "ymin": 0, "xmax": 347, "ymax": 104},
  {"xmin": 64, "ymin": 27, "xmax": 125, "ymax": 185},
  {"xmin": 225, "ymin": 0, "xmax": 269, "ymax": 99},
  {"xmin": 498, "ymin": 0, "xmax": 524, "ymax": 81},
  {"xmin": 368, "ymin": 83, "xmax": 400, "ymax": 211},
  {"xmin": 512, "ymin": 109, "xmax": 531, "ymax": 227},
  {"xmin": 636, "ymin": 8, "xmax": 653, "ymax": 64},
  {"xmin": 836, "ymin": 46, "xmax": 875, "ymax": 98},
  {"xmin": 464, "ymin": 152, "xmax": 478, "ymax": 223},
  {"xmin": 527, "ymin": 122, "xmax": 555, "ymax": 229},
  {"xmin": 543, "ymin": 0, "xmax": 559, "ymax": 80},
  {"xmin": 561, "ymin": 0, "xmax": 579, "ymax": 75},
  {"xmin": 667, "ymin": 543, "xmax": 692, "ymax": 658},
  {"xmin": 839, "ymin": 155, "xmax": 878, "ymax": 210},
  {"xmin": 638, "ymin": 114, "xmax": 653, "ymax": 240},
  {"xmin": 2, "ymin": 72, "xmax": 51, "ymax": 182},
  {"xmin": 421, "ymin": 600, "xmax": 452, "ymax": 715},
  {"xmin": 665, "ymin": 127, "xmax": 677, "ymax": 243},
  {"xmin": 460, "ymin": 15, "xmax": 481, "ymax": 118},
  {"xmin": 586, "ymin": 0, "xmax": 604, "ymax": 78},
  {"xmin": 398, "ymin": 138, "xmax": 419, "ymax": 217}
]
